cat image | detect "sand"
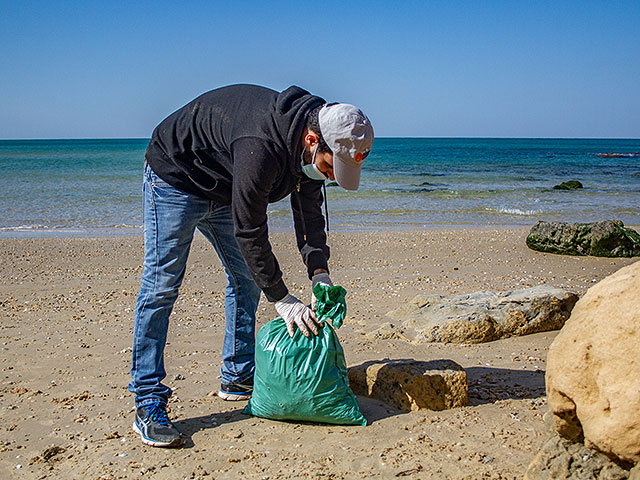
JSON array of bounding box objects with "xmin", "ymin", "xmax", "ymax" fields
[{"xmin": 1, "ymin": 227, "xmax": 637, "ymax": 479}]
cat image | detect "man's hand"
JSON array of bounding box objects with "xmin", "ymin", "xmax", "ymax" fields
[
  {"xmin": 275, "ymin": 293, "xmax": 322, "ymax": 338},
  {"xmin": 311, "ymin": 271, "xmax": 333, "ymax": 312}
]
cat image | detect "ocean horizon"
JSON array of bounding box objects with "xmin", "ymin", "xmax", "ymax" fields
[{"xmin": 1, "ymin": 137, "xmax": 639, "ymax": 238}]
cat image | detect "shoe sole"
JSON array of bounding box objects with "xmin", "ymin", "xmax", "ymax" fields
[
  {"xmin": 217, "ymin": 390, "xmax": 252, "ymax": 401},
  {"xmin": 132, "ymin": 422, "xmax": 185, "ymax": 448}
]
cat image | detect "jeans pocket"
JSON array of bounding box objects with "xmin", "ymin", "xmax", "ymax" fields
[
  {"xmin": 149, "ymin": 171, "xmax": 171, "ymax": 188},
  {"xmin": 150, "ymin": 180, "xmax": 193, "ymax": 214},
  {"xmin": 144, "ymin": 169, "xmax": 171, "ymax": 210}
]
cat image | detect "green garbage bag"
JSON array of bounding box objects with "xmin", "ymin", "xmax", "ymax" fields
[{"xmin": 243, "ymin": 284, "xmax": 366, "ymax": 426}]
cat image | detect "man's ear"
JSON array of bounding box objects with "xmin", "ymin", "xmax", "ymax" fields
[{"xmin": 304, "ymin": 130, "xmax": 320, "ymax": 147}]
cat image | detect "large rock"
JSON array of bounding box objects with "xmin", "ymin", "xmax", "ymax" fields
[
  {"xmin": 386, "ymin": 286, "xmax": 578, "ymax": 344},
  {"xmin": 546, "ymin": 261, "xmax": 640, "ymax": 464},
  {"xmin": 525, "ymin": 435, "xmax": 632, "ymax": 480},
  {"xmin": 526, "ymin": 220, "xmax": 640, "ymax": 257},
  {"xmin": 347, "ymin": 359, "xmax": 468, "ymax": 411}
]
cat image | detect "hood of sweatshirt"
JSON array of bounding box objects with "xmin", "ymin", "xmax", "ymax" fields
[{"xmin": 273, "ymin": 86, "xmax": 325, "ymax": 177}]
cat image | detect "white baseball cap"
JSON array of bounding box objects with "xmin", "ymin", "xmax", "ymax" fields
[{"xmin": 318, "ymin": 103, "xmax": 374, "ymax": 191}]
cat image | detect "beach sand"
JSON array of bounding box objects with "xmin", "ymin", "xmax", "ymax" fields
[{"xmin": 1, "ymin": 228, "xmax": 637, "ymax": 479}]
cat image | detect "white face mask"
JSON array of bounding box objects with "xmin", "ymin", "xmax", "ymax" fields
[{"xmin": 300, "ymin": 144, "xmax": 327, "ymax": 181}]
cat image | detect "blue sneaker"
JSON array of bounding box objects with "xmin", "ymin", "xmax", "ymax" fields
[
  {"xmin": 132, "ymin": 404, "xmax": 185, "ymax": 447},
  {"xmin": 218, "ymin": 380, "xmax": 253, "ymax": 401}
]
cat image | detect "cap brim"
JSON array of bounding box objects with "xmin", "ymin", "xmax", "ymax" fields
[{"xmin": 333, "ymin": 154, "xmax": 361, "ymax": 191}]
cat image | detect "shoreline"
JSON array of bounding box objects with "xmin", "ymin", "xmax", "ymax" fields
[
  {"xmin": 1, "ymin": 222, "xmax": 638, "ymax": 240},
  {"xmin": 1, "ymin": 229, "xmax": 637, "ymax": 478}
]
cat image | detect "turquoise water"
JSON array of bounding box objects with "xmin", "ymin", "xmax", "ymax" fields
[{"xmin": 1, "ymin": 138, "xmax": 639, "ymax": 237}]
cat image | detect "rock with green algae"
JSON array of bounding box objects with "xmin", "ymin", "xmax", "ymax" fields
[
  {"xmin": 526, "ymin": 220, "xmax": 640, "ymax": 257},
  {"xmin": 553, "ymin": 180, "xmax": 583, "ymax": 190}
]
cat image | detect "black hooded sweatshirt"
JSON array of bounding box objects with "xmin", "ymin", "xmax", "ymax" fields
[{"xmin": 145, "ymin": 84, "xmax": 329, "ymax": 302}]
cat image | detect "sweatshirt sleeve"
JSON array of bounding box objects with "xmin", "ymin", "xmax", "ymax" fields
[
  {"xmin": 230, "ymin": 138, "xmax": 289, "ymax": 302},
  {"xmin": 290, "ymin": 178, "xmax": 330, "ymax": 279}
]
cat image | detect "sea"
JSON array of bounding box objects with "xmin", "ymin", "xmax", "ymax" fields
[{"xmin": 1, "ymin": 138, "xmax": 639, "ymax": 237}]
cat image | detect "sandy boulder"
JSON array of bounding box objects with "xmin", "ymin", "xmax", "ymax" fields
[
  {"xmin": 347, "ymin": 359, "xmax": 468, "ymax": 412},
  {"xmin": 546, "ymin": 261, "xmax": 640, "ymax": 464},
  {"xmin": 387, "ymin": 286, "xmax": 578, "ymax": 344}
]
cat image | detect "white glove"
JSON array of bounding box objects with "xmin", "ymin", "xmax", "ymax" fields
[
  {"xmin": 311, "ymin": 272, "xmax": 333, "ymax": 312},
  {"xmin": 275, "ymin": 293, "xmax": 321, "ymax": 338}
]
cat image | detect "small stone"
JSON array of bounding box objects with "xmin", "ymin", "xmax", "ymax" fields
[{"xmin": 348, "ymin": 359, "xmax": 468, "ymax": 411}]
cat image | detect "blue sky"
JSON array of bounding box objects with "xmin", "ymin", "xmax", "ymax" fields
[{"xmin": 1, "ymin": 1, "xmax": 638, "ymax": 139}]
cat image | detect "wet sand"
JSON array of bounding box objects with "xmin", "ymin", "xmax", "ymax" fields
[{"xmin": 1, "ymin": 228, "xmax": 637, "ymax": 479}]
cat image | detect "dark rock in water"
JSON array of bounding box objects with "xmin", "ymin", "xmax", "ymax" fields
[
  {"xmin": 526, "ymin": 220, "xmax": 640, "ymax": 257},
  {"xmin": 326, "ymin": 181, "xmax": 339, "ymax": 187},
  {"xmin": 553, "ymin": 180, "xmax": 583, "ymax": 190},
  {"xmin": 386, "ymin": 286, "xmax": 578, "ymax": 344},
  {"xmin": 524, "ymin": 435, "xmax": 633, "ymax": 480},
  {"xmin": 596, "ymin": 153, "xmax": 640, "ymax": 158}
]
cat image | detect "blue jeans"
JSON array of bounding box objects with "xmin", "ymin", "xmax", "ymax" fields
[{"xmin": 129, "ymin": 163, "xmax": 261, "ymax": 407}]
